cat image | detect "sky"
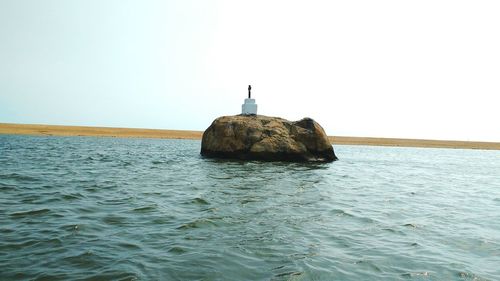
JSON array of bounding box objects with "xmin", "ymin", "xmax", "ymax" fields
[{"xmin": 1, "ymin": 0, "xmax": 499, "ymax": 141}]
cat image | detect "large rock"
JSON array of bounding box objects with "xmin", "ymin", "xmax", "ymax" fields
[{"xmin": 201, "ymin": 115, "xmax": 337, "ymax": 162}]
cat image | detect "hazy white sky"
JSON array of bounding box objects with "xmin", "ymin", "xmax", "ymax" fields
[{"xmin": 1, "ymin": 0, "xmax": 499, "ymax": 141}]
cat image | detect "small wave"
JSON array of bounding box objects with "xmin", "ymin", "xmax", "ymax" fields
[
  {"xmin": 117, "ymin": 242, "xmax": 141, "ymax": 250},
  {"xmin": 168, "ymin": 246, "xmax": 187, "ymax": 254},
  {"xmin": 290, "ymin": 252, "xmax": 313, "ymax": 260},
  {"xmin": 240, "ymin": 198, "xmax": 259, "ymax": 204},
  {"xmin": 83, "ymin": 271, "xmax": 139, "ymax": 281},
  {"xmin": 95, "ymin": 153, "xmax": 114, "ymax": 163},
  {"xmin": 132, "ymin": 205, "xmax": 158, "ymax": 212},
  {"xmin": 354, "ymin": 260, "xmax": 383, "ymax": 272},
  {"xmin": 380, "ymin": 228, "xmax": 407, "ymax": 236},
  {"xmin": 151, "ymin": 215, "xmax": 176, "ymax": 224},
  {"xmin": 2, "ymin": 237, "xmax": 63, "ymax": 253},
  {"xmin": 273, "ymin": 271, "xmax": 303, "ymax": 278},
  {"xmin": 98, "ymin": 197, "xmax": 132, "ymax": 206},
  {"xmin": 192, "ymin": 197, "xmax": 209, "ymax": 205},
  {"xmin": 61, "ymin": 224, "xmax": 81, "ymax": 232},
  {"xmin": 401, "ymin": 271, "xmax": 430, "ymax": 278},
  {"xmin": 33, "ymin": 273, "xmax": 68, "ymax": 281},
  {"xmin": 62, "ymin": 250, "xmax": 98, "ymax": 267},
  {"xmin": 10, "ymin": 208, "xmax": 50, "ymax": 218},
  {"xmin": 335, "ymin": 211, "xmax": 375, "ymax": 223},
  {"xmin": 176, "ymin": 218, "xmax": 216, "ymax": 230},
  {"xmin": 0, "ymin": 228, "xmax": 15, "ymax": 234},
  {"xmin": 20, "ymin": 195, "xmax": 41, "ymax": 204},
  {"xmin": 458, "ymin": 271, "xmax": 489, "ymax": 281},
  {"xmin": 142, "ymin": 191, "xmax": 162, "ymax": 196},
  {"xmin": 0, "ymin": 239, "xmax": 40, "ymax": 251},
  {"xmin": 0, "ymin": 182, "xmax": 18, "ymax": 191},
  {"xmin": 75, "ymin": 206, "xmax": 98, "ymax": 214},
  {"xmin": 330, "ymin": 208, "xmax": 353, "ymax": 217},
  {"xmin": 403, "ymin": 223, "xmax": 418, "ymax": 228},
  {"xmin": 62, "ymin": 193, "xmax": 85, "ymax": 200},
  {"xmin": 0, "ymin": 173, "xmax": 39, "ymax": 182},
  {"xmin": 83, "ymin": 185, "xmax": 99, "ymax": 193},
  {"xmin": 208, "ymin": 175, "xmax": 233, "ymax": 180},
  {"xmin": 102, "ymin": 215, "xmax": 127, "ymax": 225}
]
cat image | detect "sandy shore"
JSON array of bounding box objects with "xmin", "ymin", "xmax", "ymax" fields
[
  {"xmin": 0, "ymin": 123, "xmax": 202, "ymax": 140},
  {"xmin": 1, "ymin": 123, "xmax": 499, "ymax": 150},
  {"xmin": 329, "ymin": 136, "xmax": 500, "ymax": 150}
]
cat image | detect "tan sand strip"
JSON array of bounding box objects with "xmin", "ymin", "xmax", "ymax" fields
[
  {"xmin": 1, "ymin": 123, "xmax": 499, "ymax": 150},
  {"xmin": 329, "ymin": 136, "xmax": 500, "ymax": 150},
  {"xmin": 0, "ymin": 123, "xmax": 202, "ymax": 140}
]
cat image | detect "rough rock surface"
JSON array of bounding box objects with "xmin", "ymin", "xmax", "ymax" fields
[{"xmin": 201, "ymin": 115, "xmax": 337, "ymax": 162}]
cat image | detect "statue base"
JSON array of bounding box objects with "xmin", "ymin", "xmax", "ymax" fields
[{"xmin": 242, "ymin": 98, "xmax": 257, "ymax": 115}]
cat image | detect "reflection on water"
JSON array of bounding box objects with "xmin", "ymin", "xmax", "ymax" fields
[{"xmin": 1, "ymin": 135, "xmax": 499, "ymax": 280}]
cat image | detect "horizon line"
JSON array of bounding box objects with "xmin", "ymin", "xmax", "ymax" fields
[{"xmin": 1, "ymin": 122, "xmax": 499, "ymax": 151}]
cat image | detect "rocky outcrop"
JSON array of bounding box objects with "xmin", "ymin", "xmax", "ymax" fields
[{"xmin": 201, "ymin": 115, "xmax": 337, "ymax": 162}]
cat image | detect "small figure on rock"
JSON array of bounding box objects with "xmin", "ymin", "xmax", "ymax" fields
[{"xmin": 242, "ymin": 85, "xmax": 257, "ymax": 115}]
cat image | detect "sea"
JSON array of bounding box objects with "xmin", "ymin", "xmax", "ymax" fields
[{"xmin": 1, "ymin": 134, "xmax": 499, "ymax": 281}]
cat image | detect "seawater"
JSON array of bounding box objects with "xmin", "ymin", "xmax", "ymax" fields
[{"xmin": 1, "ymin": 135, "xmax": 499, "ymax": 281}]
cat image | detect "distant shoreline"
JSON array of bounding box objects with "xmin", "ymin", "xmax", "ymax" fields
[{"xmin": 1, "ymin": 123, "xmax": 499, "ymax": 150}]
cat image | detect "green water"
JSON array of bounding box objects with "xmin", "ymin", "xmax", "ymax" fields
[{"xmin": 1, "ymin": 135, "xmax": 499, "ymax": 280}]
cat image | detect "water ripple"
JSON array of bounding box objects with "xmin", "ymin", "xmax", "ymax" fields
[
  {"xmin": 9, "ymin": 209, "xmax": 51, "ymax": 218},
  {"xmin": 0, "ymin": 135, "xmax": 499, "ymax": 280}
]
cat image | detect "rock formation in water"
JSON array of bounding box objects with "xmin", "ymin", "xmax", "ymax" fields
[{"xmin": 201, "ymin": 115, "xmax": 337, "ymax": 162}]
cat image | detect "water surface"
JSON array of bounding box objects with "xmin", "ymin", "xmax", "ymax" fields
[{"xmin": 1, "ymin": 135, "xmax": 499, "ymax": 280}]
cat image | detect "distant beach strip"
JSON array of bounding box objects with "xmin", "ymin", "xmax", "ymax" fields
[{"xmin": 1, "ymin": 123, "xmax": 499, "ymax": 150}]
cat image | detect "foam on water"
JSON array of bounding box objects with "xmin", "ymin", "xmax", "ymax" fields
[{"xmin": 1, "ymin": 135, "xmax": 499, "ymax": 280}]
